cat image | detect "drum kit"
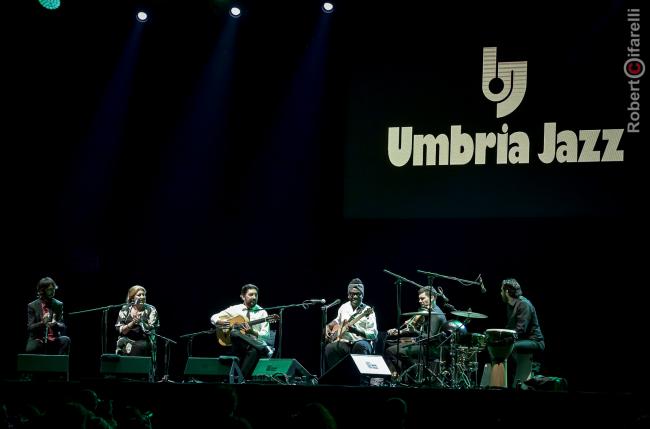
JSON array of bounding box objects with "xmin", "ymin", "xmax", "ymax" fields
[{"xmin": 396, "ymin": 309, "xmax": 514, "ymax": 389}]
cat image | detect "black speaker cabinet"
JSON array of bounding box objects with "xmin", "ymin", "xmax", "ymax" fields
[
  {"xmin": 184, "ymin": 356, "xmax": 243, "ymax": 384},
  {"xmin": 251, "ymin": 358, "xmax": 313, "ymax": 384},
  {"xmin": 17, "ymin": 354, "xmax": 69, "ymax": 381},
  {"xmin": 100, "ymin": 354, "xmax": 152, "ymax": 380},
  {"xmin": 319, "ymin": 354, "xmax": 391, "ymax": 386}
]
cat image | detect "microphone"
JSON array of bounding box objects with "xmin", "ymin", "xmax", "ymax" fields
[
  {"xmin": 305, "ymin": 299, "xmax": 326, "ymax": 304},
  {"xmin": 479, "ymin": 275, "xmax": 487, "ymax": 294},
  {"xmin": 322, "ymin": 299, "xmax": 341, "ymax": 310}
]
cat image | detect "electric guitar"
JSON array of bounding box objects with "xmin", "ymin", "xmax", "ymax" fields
[
  {"xmin": 325, "ymin": 306, "xmax": 374, "ymax": 343},
  {"xmin": 216, "ymin": 313, "xmax": 279, "ymax": 346}
]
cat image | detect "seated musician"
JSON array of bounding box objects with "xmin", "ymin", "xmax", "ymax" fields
[
  {"xmin": 383, "ymin": 286, "xmax": 446, "ymax": 380},
  {"xmin": 324, "ymin": 278, "xmax": 378, "ymax": 371},
  {"xmin": 210, "ymin": 284, "xmax": 274, "ymax": 379}
]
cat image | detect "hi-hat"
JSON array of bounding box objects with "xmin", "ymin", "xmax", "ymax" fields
[
  {"xmin": 402, "ymin": 310, "xmax": 445, "ymax": 316},
  {"xmin": 451, "ymin": 310, "xmax": 488, "ymax": 319}
]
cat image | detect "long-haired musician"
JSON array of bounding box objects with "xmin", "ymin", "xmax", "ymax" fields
[{"xmin": 25, "ymin": 276, "xmax": 71, "ymax": 355}]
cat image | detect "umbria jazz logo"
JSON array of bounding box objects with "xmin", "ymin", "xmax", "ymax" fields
[
  {"xmin": 482, "ymin": 47, "xmax": 527, "ymax": 118},
  {"xmin": 387, "ymin": 47, "xmax": 624, "ymax": 167}
]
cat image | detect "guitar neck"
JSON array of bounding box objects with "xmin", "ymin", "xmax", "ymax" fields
[
  {"xmin": 347, "ymin": 308, "xmax": 372, "ymax": 326},
  {"xmin": 249, "ymin": 317, "xmax": 269, "ymax": 326}
]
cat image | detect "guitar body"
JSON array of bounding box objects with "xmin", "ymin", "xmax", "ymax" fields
[
  {"xmin": 325, "ymin": 323, "xmax": 344, "ymax": 343},
  {"xmin": 216, "ymin": 315, "xmax": 247, "ymax": 347},
  {"xmin": 216, "ymin": 313, "xmax": 279, "ymax": 347},
  {"xmin": 325, "ymin": 307, "xmax": 374, "ymax": 343}
]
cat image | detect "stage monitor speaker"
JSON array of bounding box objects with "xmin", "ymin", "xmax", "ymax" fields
[
  {"xmin": 251, "ymin": 358, "xmax": 313, "ymax": 384},
  {"xmin": 100, "ymin": 354, "xmax": 152, "ymax": 380},
  {"xmin": 17, "ymin": 354, "xmax": 69, "ymax": 381},
  {"xmin": 183, "ymin": 356, "xmax": 243, "ymax": 384},
  {"xmin": 319, "ymin": 354, "xmax": 391, "ymax": 386}
]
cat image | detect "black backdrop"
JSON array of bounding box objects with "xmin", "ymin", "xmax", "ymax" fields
[{"xmin": 4, "ymin": 0, "xmax": 645, "ymax": 392}]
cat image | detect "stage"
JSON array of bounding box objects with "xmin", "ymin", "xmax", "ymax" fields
[{"xmin": 1, "ymin": 378, "xmax": 647, "ymax": 428}]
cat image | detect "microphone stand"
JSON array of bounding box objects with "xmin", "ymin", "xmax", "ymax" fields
[
  {"xmin": 147, "ymin": 331, "xmax": 177, "ymax": 383},
  {"xmin": 68, "ymin": 303, "xmax": 125, "ymax": 355},
  {"xmin": 319, "ymin": 299, "xmax": 341, "ymax": 377},
  {"xmin": 416, "ymin": 270, "xmax": 481, "ymax": 288},
  {"xmin": 265, "ymin": 302, "xmax": 313, "ymax": 358},
  {"xmin": 179, "ymin": 328, "xmax": 217, "ymax": 358}
]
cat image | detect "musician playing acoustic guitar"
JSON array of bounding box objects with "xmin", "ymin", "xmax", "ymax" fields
[
  {"xmin": 324, "ymin": 278, "xmax": 378, "ymax": 371},
  {"xmin": 210, "ymin": 284, "xmax": 275, "ymax": 379}
]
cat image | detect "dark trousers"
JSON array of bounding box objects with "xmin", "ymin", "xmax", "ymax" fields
[
  {"xmin": 324, "ymin": 340, "xmax": 372, "ymax": 370},
  {"xmin": 383, "ymin": 343, "xmax": 419, "ymax": 374},
  {"xmin": 508, "ymin": 339, "xmax": 545, "ymax": 386},
  {"xmin": 231, "ymin": 330, "xmax": 268, "ymax": 378},
  {"xmin": 25, "ymin": 336, "xmax": 71, "ymax": 355}
]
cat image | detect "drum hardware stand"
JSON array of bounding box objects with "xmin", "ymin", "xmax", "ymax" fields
[
  {"xmin": 435, "ymin": 323, "xmax": 481, "ymax": 389},
  {"xmin": 399, "ymin": 334, "xmax": 444, "ymax": 386}
]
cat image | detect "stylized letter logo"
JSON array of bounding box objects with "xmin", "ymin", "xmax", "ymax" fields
[{"xmin": 482, "ymin": 47, "xmax": 527, "ymax": 118}]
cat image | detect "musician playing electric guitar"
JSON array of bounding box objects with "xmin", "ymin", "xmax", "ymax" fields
[
  {"xmin": 323, "ymin": 278, "xmax": 378, "ymax": 371},
  {"xmin": 210, "ymin": 284, "xmax": 275, "ymax": 379}
]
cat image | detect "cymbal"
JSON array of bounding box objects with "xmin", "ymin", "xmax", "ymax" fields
[
  {"xmin": 402, "ymin": 310, "xmax": 445, "ymax": 316},
  {"xmin": 451, "ymin": 310, "xmax": 488, "ymax": 319}
]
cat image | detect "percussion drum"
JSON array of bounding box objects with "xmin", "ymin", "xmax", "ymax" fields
[
  {"xmin": 481, "ymin": 328, "xmax": 517, "ymax": 388},
  {"xmin": 484, "ymin": 329, "xmax": 517, "ymax": 363}
]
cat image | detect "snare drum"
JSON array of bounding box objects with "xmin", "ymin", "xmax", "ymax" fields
[{"xmin": 484, "ymin": 329, "xmax": 517, "ymax": 363}]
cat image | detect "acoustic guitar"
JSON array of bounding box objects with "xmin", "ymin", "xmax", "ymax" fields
[
  {"xmin": 216, "ymin": 313, "xmax": 279, "ymax": 346},
  {"xmin": 325, "ymin": 306, "xmax": 374, "ymax": 343}
]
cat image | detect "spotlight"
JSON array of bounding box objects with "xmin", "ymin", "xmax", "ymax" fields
[
  {"xmin": 38, "ymin": 0, "xmax": 61, "ymax": 10},
  {"xmin": 229, "ymin": 7, "xmax": 241, "ymax": 18},
  {"xmin": 136, "ymin": 11, "xmax": 148, "ymax": 22},
  {"xmin": 322, "ymin": 2, "xmax": 334, "ymax": 13}
]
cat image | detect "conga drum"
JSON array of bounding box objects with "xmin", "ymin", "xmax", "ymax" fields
[{"xmin": 481, "ymin": 329, "xmax": 517, "ymax": 388}]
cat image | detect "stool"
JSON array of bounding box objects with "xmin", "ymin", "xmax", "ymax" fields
[{"xmin": 512, "ymin": 351, "xmax": 542, "ymax": 388}]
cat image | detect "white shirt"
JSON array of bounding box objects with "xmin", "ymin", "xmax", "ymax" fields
[
  {"xmin": 333, "ymin": 302, "xmax": 378, "ymax": 343},
  {"xmin": 210, "ymin": 304, "xmax": 270, "ymax": 342}
]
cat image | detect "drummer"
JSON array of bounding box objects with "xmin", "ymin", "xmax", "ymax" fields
[{"xmin": 383, "ymin": 286, "xmax": 447, "ymax": 380}]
